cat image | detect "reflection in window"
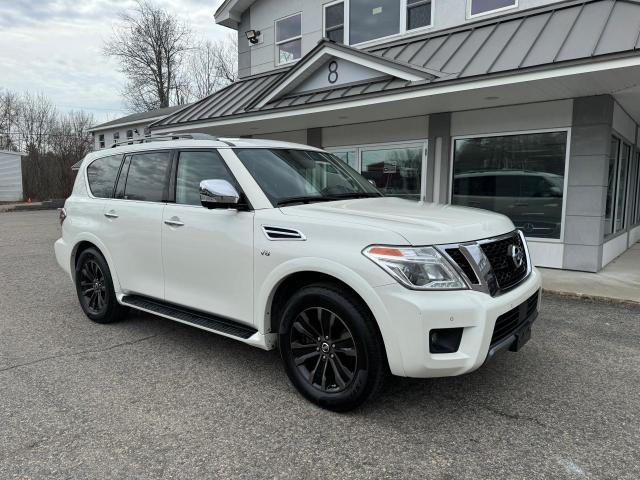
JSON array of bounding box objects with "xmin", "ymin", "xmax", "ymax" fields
[
  {"xmin": 324, "ymin": 2, "xmax": 345, "ymax": 43},
  {"xmin": 407, "ymin": 0, "xmax": 431, "ymax": 30},
  {"xmin": 332, "ymin": 150, "xmax": 358, "ymax": 170},
  {"xmin": 87, "ymin": 155, "xmax": 123, "ymax": 198},
  {"xmin": 176, "ymin": 151, "xmax": 235, "ymax": 206},
  {"xmin": 361, "ymin": 146, "xmax": 422, "ymax": 200},
  {"xmin": 276, "ymin": 14, "xmax": 302, "ymax": 64},
  {"xmin": 452, "ymin": 132, "xmax": 567, "ymax": 239},
  {"xmin": 122, "ymin": 151, "xmax": 172, "ymax": 202},
  {"xmin": 350, "ymin": 0, "xmax": 401, "ymax": 44},
  {"xmin": 470, "ymin": 0, "xmax": 516, "ymax": 16}
]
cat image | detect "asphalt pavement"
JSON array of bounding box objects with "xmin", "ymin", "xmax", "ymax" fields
[{"xmin": 1, "ymin": 210, "xmax": 639, "ymax": 479}]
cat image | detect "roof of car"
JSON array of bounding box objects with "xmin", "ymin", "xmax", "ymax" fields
[{"xmin": 83, "ymin": 137, "xmax": 324, "ymax": 163}]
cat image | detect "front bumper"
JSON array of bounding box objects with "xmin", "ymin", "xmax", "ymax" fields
[{"xmin": 375, "ymin": 268, "xmax": 542, "ymax": 378}]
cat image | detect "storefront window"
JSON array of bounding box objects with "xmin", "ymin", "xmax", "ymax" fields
[
  {"xmin": 332, "ymin": 150, "xmax": 358, "ymax": 170},
  {"xmin": 606, "ymin": 137, "xmax": 631, "ymax": 236},
  {"xmin": 452, "ymin": 131, "xmax": 567, "ymax": 239},
  {"xmin": 361, "ymin": 146, "xmax": 422, "ymax": 200}
]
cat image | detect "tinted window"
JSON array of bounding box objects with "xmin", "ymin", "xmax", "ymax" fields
[
  {"xmin": 471, "ymin": 0, "xmax": 516, "ymax": 15},
  {"xmin": 87, "ymin": 155, "xmax": 123, "ymax": 198},
  {"xmin": 176, "ymin": 150, "xmax": 236, "ymax": 206},
  {"xmin": 122, "ymin": 151, "xmax": 172, "ymax": 202},
  {"xmin": 350, "ymin": 0, "xmax": 400, "ymax": 44}
]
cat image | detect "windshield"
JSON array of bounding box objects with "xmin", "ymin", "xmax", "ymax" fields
[{"xmin": 234, "ymin": 148, "xmax": 381, "ymax": 206}]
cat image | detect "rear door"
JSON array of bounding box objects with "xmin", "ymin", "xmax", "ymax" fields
[
  {"xmin": 161, "ymin": 149, "xmax": 254, "ymax": 325},
  {"xmin": 101, "ymin": 150, "xmax": 173, "ymax": 300}
]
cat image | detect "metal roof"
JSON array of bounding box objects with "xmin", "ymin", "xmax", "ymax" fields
[
  {"xmin": 152, "ymin": 0, "xmax": 640, "ymax": 129},
  {"xmin": 89, "ymin": 104, "xmax": 188, "ymax": 131}
]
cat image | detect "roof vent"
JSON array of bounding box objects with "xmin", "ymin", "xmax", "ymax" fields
[{"xmin": 262, "ymin": 226, "xmax": 306, "ymax": 241}]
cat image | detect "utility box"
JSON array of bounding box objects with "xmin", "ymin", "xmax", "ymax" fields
[{"xmin": 0, "ymin": 150, "xmax": 24, "ymax": 202}]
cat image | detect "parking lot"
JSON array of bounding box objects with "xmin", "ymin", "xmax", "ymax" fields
[{"xmin": 1, "ymin": 210, "xmax": 639, "ymax": 479}]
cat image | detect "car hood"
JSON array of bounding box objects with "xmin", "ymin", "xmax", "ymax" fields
[{"xmin": 280, "ymin": 197, "xmax": 515, "ymax": 245}]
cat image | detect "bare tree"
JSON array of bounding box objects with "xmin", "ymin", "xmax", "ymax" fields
[
  {"xmin": 104, "ymin": 0, "xmax": 191, "ymax": 112},
  {"xmin": 18, "ymin": 92, "xmax": 57, "ymax": 154},
  {"xmin": 188, "ymin": 35, "xmax": 238, "ymax": 100},
  {"xmin": 0, "ymin": 90, "xmax": 21, "ymax": 150}
]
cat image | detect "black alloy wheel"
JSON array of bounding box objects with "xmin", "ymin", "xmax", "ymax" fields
[
  {"xmin": 78, "ymin": 258, "xmax": 107, "ymax": 315},
  {"xmin": 279, "ymin": 283, "xmax": 386, "ymax": 411},
  {"xmin": 290, "ymin": 307, "xmax": 358, "ymax": 393},
  {"xmin": 75, "ymin": 247, "xmax": 127, "ymax": 324}
]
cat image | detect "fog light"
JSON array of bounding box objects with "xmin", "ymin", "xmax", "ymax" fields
[{"xmin": 429, "ymin": 328, "xmax": 463, "ymax": 354}]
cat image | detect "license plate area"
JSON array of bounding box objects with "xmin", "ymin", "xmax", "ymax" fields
[{"xmin": 509, "ymin": 322, "xmax": 532, "ymax": 352}]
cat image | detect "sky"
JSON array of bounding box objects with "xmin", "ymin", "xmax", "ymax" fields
[{"xmin": 0, "ymin": 0, "xmax": 231, "ymax": 124}]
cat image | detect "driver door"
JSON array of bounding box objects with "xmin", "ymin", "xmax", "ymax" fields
[{"xmin": 161, "ymin": 149, "xmax": 254, "ymax": 326}]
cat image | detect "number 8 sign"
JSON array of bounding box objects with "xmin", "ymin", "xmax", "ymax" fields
[{"xmin": 328, "ymin": 60, "xmax": 338, "ymax": 84}]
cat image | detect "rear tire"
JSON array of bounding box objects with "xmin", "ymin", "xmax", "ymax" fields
[
  {"xmin": 279, "ymin": 283, "xmax": 386, "ymax": 412},
  {"xmin": 75, "ymin": 248, "xmax": 127, "ymax": 324}
]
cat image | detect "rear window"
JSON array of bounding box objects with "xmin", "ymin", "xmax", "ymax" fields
[
  {"xmin": 121, "ymin": 151, "xmax": 172, "ymax": 202},
  {"xmin": 86, "ymin": 155, "xmax": 123, "ymax": 198}
]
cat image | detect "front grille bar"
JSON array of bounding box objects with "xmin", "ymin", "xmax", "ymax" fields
[{"xmin": 436, "ymin": 230, "xmax": 532, "ymax": 297}]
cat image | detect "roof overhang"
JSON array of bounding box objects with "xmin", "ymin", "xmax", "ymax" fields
[
  {"xmin": 214, "ymin": 0, "xmax": 255, "ymax": 29},
  {"xmin": 88, "ymin": 115, "xmax": 167, "ymax": 133},
  {"xmin": 151, "ymin": 54, "xmax": 640, "ymax": 135}
]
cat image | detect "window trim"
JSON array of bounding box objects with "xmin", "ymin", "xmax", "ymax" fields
[
  {"xmin": 449, "ymin": 128, "xmax": 572, "ymax": 244},
  {"xmin": 606, "ymin": 133, "xmax": 634, "ymax": 238},
  {"xmin": 275, "ymin": 12, "xmax": 303, "ymax": 66},
  {"xmin": 323, "ymin": 0, "xmax": 348, "ymax": 44},
  {"xmin": 466, "ymin": 0, "xmax": 518, "ymax": 19},
  {"xmin": 321, "ymin": 0, "xmax": 433, "ymax": 49},
  {"xmin": 326, "ymin": 139, "xmax": 428, "ymax": 201}
]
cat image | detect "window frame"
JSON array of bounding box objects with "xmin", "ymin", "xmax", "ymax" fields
[
  {"xmin": 323, "ymin": 0, "xmax": 348, "ymax": 44},
  {"xmin": 606, "ymin": 134, "xmax": 634, "ymax": 238},
  {"xmin": 275, "ymin": 12, "xmax": 303, "ymax": 66},
  {"xmin": 466, "ymin": 0, "xmax": 518, "ymax": 19},
  {"xmin": 98, "ymin": 134, "xmax": 105, "ymax": 149},
  {"xmin": 321, "ymin": 0, "xmax": 433, "ymax": 48},
  {"xmin": 449, "ymin": 128, "xmax": 572, "ymax": 243},
  {"xmin": 632, "ymin": 150, "xmax": 640, "ymax": 226}
]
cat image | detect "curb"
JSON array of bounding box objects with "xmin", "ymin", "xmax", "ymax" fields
[{"xmin": 542, "ymin": 288, "xmax": 640, "ymax": 308}]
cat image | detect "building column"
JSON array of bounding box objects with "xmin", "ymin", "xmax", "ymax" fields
[
  {"xmin": 426, "ymin": 112, "xmax": 451, "ymax": 203},
  {"xmin": 563, "ymin": 95, "xmax": 614, "ymax": 272}
]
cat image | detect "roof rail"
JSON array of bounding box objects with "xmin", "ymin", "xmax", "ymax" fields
[{"xmin": 110, "ymin": 132, "xmax": 219, "ymax": 148}]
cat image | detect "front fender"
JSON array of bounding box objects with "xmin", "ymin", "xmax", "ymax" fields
[{"xmin": 256, "ymin": 257, "xmax": 405, "ymax": 376}]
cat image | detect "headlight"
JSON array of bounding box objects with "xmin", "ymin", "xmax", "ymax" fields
[{"xmin": 363, "ymin": 246, "xmax": 467, "ymax": 290}]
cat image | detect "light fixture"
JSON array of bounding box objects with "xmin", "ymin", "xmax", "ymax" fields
[{"xmin": 245, "ymin": 30, "xmax": 261, "ymax": 44}]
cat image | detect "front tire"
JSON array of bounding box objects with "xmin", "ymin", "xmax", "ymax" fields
[
  {"xmin": 279, "ymin": 283, "xmax": 386, "ymax": 411},
  {"xmin": 75, "ymin": 248, "xmax": 126, "ymax": 324}
]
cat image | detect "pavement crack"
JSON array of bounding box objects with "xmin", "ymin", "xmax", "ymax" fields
[
  {"xmin": 478, "ymin": 403, "xmax": 548, "ymax": 428},
  {"xmin": 0, "ymin": 332, "xmax": 162, "ymax": 374}
]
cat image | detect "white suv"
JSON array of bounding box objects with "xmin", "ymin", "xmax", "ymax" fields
[{"xmin": 55, "ymin": 134, "xmax": 541, "ymax": 411}]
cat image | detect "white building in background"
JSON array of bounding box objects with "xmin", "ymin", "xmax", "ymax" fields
[
  {"xmin": 0, "ymin": 150, "xmax": 24, "ymax": 202},
  {"xmin": 88, "ymin": 105, "xmax": 186, "ymax": 150},
  {"xmin": 149, "ymin": 0, "xmax": 640, "ymax": 272}
]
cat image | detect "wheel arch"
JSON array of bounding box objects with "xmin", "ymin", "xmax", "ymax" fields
[
  {"xmin": 258, "ymin": 259, "xmax": 405, "ymax": 376},
  {"xmin": 69, "ymin": 234, "xmax": 122, "ymax": 292}
]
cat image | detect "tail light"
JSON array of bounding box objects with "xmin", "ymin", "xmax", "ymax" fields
[{"xmin": 58, "ymin": 207, "xmax": 67, "ymax": 226}]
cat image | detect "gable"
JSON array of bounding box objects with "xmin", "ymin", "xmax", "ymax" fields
[{"xmin": 290, "ymin": 57, "xmax": 390, "ymax": 95}]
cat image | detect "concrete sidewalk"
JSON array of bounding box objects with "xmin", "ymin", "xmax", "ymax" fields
[{"xmin": 540, "ymin": 243, "xmax": 640, "ymax": 305}]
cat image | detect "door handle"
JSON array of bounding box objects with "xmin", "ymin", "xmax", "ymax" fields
[
  {"xmin": 164, "ymin": 218, "xmax": 185, "ymax": 227},
  {"xmin": 104, "ymin": 211, "xmax": 118, "ymax": 219}
]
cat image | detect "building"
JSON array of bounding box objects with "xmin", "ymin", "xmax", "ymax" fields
[
  {"xmin": 88, "ymin": 105, "xmax": 185, "ymax": 150},
  {"xmin": 0, "ymin": 150, "xmax": 24, "ymax": 202},
  {"xmin": 150, "ymin": 0, "xmax": 640, "ymax": 272}
]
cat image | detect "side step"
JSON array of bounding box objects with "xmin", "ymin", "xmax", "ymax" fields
[{"xmin": 121, "ymin": 295, "xmax": 258, "ymax": 340}]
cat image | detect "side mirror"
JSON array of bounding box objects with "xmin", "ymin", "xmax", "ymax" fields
[{"xmin": 199, "ymin": 179, "xmax": 241, "ymax": 209}]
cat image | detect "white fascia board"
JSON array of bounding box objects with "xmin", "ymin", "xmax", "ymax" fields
[
  {"xmin": 154, "ymin": 56, "xmax": 640, "ymax": 132},
  {"xmin": 88, "ymin": 115, "xmax": 166, "ymax": 133},
  {"xmin": 255, "ymin": 47, "xmax": 428, "ymax": 109},
  {"xmin": 0, "ymin": 150, "xmax": 25, "ymax": 156}
]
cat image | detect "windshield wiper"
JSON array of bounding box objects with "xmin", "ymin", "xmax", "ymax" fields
[
  {"xmin": 330, "ymin": 192, "xmax": 383, "ymax": 199},
  {"xmin": 277, "ymin": 196, "xmax": 338, "ymax": 206}
]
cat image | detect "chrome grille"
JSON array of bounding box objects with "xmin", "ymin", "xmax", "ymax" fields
[{"xmin": 480, "ymin": 233, "xmax": 528, "ymax": 291}]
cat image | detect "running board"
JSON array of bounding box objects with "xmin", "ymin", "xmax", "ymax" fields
[{"xmin": 121, "ymin": 295, "xmax": 258, "ymax": 340}]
